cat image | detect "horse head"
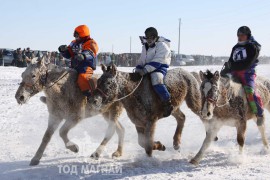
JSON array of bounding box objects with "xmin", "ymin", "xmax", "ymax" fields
[
  {"xmin": 15, "ymin": 56, "xmax": 49, "ymax": 104},
  {"xmin": 199, "ymin": 70, "xmax": 231, "ymax": 120},
  {"xmin": 89, "ymin": 64, "xmax": 120, "ymax": 110}
]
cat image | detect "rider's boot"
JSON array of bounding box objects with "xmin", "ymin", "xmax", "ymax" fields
[{"xmin": 162, "ymin": 99, "xmax": 173, "ymax": 117}]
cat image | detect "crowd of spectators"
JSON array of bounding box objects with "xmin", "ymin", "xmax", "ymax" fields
[
  {"xmin": 0, "ymin": 47, "xmax": 70, "ymax": 68},
  {"xmin": 1, "ymin": 48, "xmax": 269, "ymax": 68}
]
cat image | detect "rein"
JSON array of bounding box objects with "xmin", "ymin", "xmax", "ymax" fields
[
  {"xmin": 96, "ymin": 76, "xmax": 144, "ymax": 102},
  {"xmin": 113, "ymin": 76, "xmax": 144, "ymax": 102}
]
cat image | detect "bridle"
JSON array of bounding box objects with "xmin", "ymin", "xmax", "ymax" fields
[
  {"xmin": 19, "ymin": 68, "xmax": 48, "ymax": 95},
  {"xmin": 205, "ymin": 84, "xmax": 232, "ymax": 108}
]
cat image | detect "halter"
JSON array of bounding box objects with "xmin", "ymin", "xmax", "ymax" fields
[
  {"xmin": 206, "ymin": 87, "xmax": 232, "ymax": 108},
  {"xmin": 19, "ymin": 68, "xmax": 48, "ymax": 95}
]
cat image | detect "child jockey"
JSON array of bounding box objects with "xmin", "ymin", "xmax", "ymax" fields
[
  {"xmin": 58, "ymin": 25, "xmax": 99, "ymax": 98},
  {"xmin": 221, "ymin": 26, "xmax": 264, "ymax": 126},
  {"xmin": 135, "ymin": 27, "xmax": 173, "ymax": 117}
]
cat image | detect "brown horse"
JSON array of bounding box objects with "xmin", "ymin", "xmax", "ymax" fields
[
  {"xmin": 15, "ymin": 57, "xmax": 125, "ymax": 165},
  {"xmin": 89, "ymin": 64, "xmax": 202, "ymax": 157}
]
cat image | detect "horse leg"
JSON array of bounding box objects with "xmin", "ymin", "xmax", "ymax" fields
[
  {"xmin": 203, "ymin": 122, "xmax": 218, "ymax": 142},
  {"xmin": 91, "ymin": 111, "xmax": 117, "ymax": 159},
  {"xmin": 190, "ymin": 120, "xmax": 221, "ymax": 166},
  {"xmin": 136, "ymin": 126, "xmax": 145, "ymax": 148},
  {"xmin": 135, "ymin": 125, "xmax": 165, "ymax": 152},
  {"xmin": 110, "ymin": 103, "xmax": 125, "ymax": 158},
  {"xmin": 257, "ymin": 121, "xmax": 269, "ymax": 150},
  {"xmin": 236, "ymin": 121, "xmax": 247, "ymax": 153},
  {"xmin": 172, "ymin": 109, "xmax": 185, "ymax": 150},
  {"xmin": 59, "ymin": 118, "xmax": 80, "ymax": 153},
  {"xmin": 144, "ymin": 121, "xmax": 157, "ymax": 156},
  {"xmin": 112, "ymin": 121, "xmax": 125, "ymax": 158},
  {"xmin": 30, "ymin": 114, "xmax": 62, "ymax": 166}
]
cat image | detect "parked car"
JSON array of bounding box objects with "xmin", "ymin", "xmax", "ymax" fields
[
  {"xmin": 179, "ymin": 54, "xmax": 195, "ymax": 65},
  {"xmin": 0, "ymin": 49, "xmax": 14, "ymax": 66},
  {"xmin": 171, "ymin": 54, "xmax": 195, "ymax": 66}
]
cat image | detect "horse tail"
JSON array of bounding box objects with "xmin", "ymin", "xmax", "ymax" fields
[{"xmin": 257, "ymin": 76, "xmax": 270, "ymax": 112}]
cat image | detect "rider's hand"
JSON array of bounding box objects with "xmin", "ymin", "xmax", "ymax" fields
[
  {"xmin": 225, "ymin": 61, "xmax": 231, "ymax": 69},
  {"xmin": 75, "ymin": 53, "xmax": 85, "ymax": 61},
  {"xmin": 58, "ymin": 45, "xmax": 68, "ymax": 53},
  {"xmin": 136, "ymin": 68, "xmax": 147, "ymax": 76},
  {"xmin": 221, "ymin": 62, "xmax": 232, "ymax": 77}
]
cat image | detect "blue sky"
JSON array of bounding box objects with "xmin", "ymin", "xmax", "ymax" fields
[{"xmin": 1, "ymin": 0, "xmax": 270, "ymax": 56}]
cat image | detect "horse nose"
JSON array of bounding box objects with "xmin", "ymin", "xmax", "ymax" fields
[
  {"xmin": 207, "ymin": 112, "xmax": 211, "ymax": 117},
  {"xmin": 19, "ymin": 95, "xmax": 24, "ymax": 102}
]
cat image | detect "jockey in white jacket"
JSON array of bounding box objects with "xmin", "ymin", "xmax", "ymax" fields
[{"xmin": 135, "ymin": 27, "xmax": 173, "ymax": 117}]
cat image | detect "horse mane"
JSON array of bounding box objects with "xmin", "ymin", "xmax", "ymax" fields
[{"xmin": 204, "ymin": 70, "xmax": 215, "ymax": 80}]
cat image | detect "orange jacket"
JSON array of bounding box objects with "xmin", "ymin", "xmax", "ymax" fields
[{"xmin": 60, "ymin": 25, "xmax": 99, "ymax": 70}]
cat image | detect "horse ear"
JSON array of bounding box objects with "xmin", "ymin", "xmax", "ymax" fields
[
  {"xmin": 111, "ymin": 64, "xmax": 117, "ymax": 75},
  {"xmin": 31, "ymin": 57, "xmax": 39, "ymax": 64},
  {"xmin": 199, "ymin": 71, "xmax": 205, "ymax": 81},
  {"xmin": 101, "ymin": 64, "xmax": 106, "ymax": 73},
  {"xmin": 37, "ymin": 56, "xmax": 45, "ymax": 66},
  {"xmin": 213, "ymin": 71, "xmax": 220, "ymax": 81}
]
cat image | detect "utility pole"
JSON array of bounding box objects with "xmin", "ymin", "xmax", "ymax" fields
[
  {"xmin": 130, "ymin": 36, "xmax": 132, "ymax": 54},
  {"xmin": 178, "ymin": 18, "xmax": 181, "ymax": 60},
  {"xmin": 129, "ymin": 36, "xmax": 132, "ymax": 65},
  {"xmin": 112, "ymin": 44, "xmax": 114, "ymax": 54}
]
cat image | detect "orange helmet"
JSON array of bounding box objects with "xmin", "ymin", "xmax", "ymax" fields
[{"xmin": 74, "ymin": 25, "xmax": 90, "ymax": 38}]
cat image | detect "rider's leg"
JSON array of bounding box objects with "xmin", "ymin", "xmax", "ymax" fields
[
  {"xmin": 233, "ymin": 69, "xmax": 264, "ymax": 125},
  {"xmin": 150, "ymin": 72, "xmax": 173, "ymax": 117},
  {"xmin": 77, "ymin": 66, "xmax": 94, "ymax": 97}
]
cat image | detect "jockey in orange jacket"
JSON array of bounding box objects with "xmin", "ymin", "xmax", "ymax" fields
[{"xmin": 58, "ymin": 25, "xmax": 99, "ymax": 97}]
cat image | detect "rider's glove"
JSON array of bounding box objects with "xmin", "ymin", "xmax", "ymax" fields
[
  {"xmin": 135, "ymin": 68, "xmax": 148, "ymax": 76},
  {"xmin": 58, "ymin": 45, "xmax": 68, "ymax": 53},
  {"xmin": 75, "ymin": 53, "xmax": 85, "ymax": 61}
]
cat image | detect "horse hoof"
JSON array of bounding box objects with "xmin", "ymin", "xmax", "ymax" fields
[
  {"xmin": 155, "ymin": 141, "xmax": 166, "ymax": 151},
  {"xmin": 29, "ymin": 159, "xmax": 40, "ymax": 166},
  {"xmin": 112, "ymin": 151, "xmax": 122, "ymax": 158},
  {"xmin": 214, "ymin": 136, "xmax": 218, "ymax": 141},
  {"xmin": 67, "ymin": 144, "xmax": 79, "ymax": 153},
  {"xmin": 189, "ymin": 159, "xmax": 199, "ymax": 166},
  {"xmin": 173, "ymin": 144, "xmax": 180, "ymax": 150},
  {"xmin": 145, "ymin": 149, "xmax": 153, "ymax": 157},
  {"xmin": 90, "ymin": 152, "xmax": 100, "ymax": 160},
  {"xmin": 160, "ymin": 145, "xmax": 166, "ymax": 151}
]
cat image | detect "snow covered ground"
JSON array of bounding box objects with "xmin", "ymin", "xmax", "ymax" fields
[{"xmin": 0, "ymin": 65, "xmax": 270, "ymax": 180}]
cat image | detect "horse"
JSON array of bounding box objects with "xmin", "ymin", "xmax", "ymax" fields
[
  {"xmin": 15, "ymin": 57, "xmax": 125, "ymax": 165},
  {"xmin": 190, "ymin": 70, "xmax": 270, "ymax": 165},
  {"xmin": 88, "ymin": 64, "xmax": 202, "ymax": 157}
]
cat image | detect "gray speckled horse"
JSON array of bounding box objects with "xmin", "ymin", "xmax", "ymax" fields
[
  {"xmin": 89, "ymin": 64, "xmax": 202, "ymax": 156},
  {"xmin": 15, "ymin": 57, "xmax": 125, "ymax": 165},
  {"xmin": 190, "ymin": 70, "xmax": 270, "ymax": 165}
]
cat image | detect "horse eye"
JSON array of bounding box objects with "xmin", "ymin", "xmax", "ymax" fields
[{"xmin": 32, "ymin": 75, "xmax": 36, "ymax": 78}]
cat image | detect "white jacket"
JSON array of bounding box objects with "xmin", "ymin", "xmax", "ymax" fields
[{"xmin": 138, "ymin": 36, "xmax": 171, "ymax": 73}]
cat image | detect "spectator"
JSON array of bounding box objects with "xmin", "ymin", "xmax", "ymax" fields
[
  {"xmin": 22, "ymin": 49, "xmax": 28, "ymax": 67},
  {"xmin": 0, "ymin": 49, "xmax": 3, "ymax": 65},
  {"xmin": 25, "ymin": 47, "xmax": 33, "ymax": 65},
  {"xmin": 15, "ymin": 48, "xmax": 24, "ymax": 67}
]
